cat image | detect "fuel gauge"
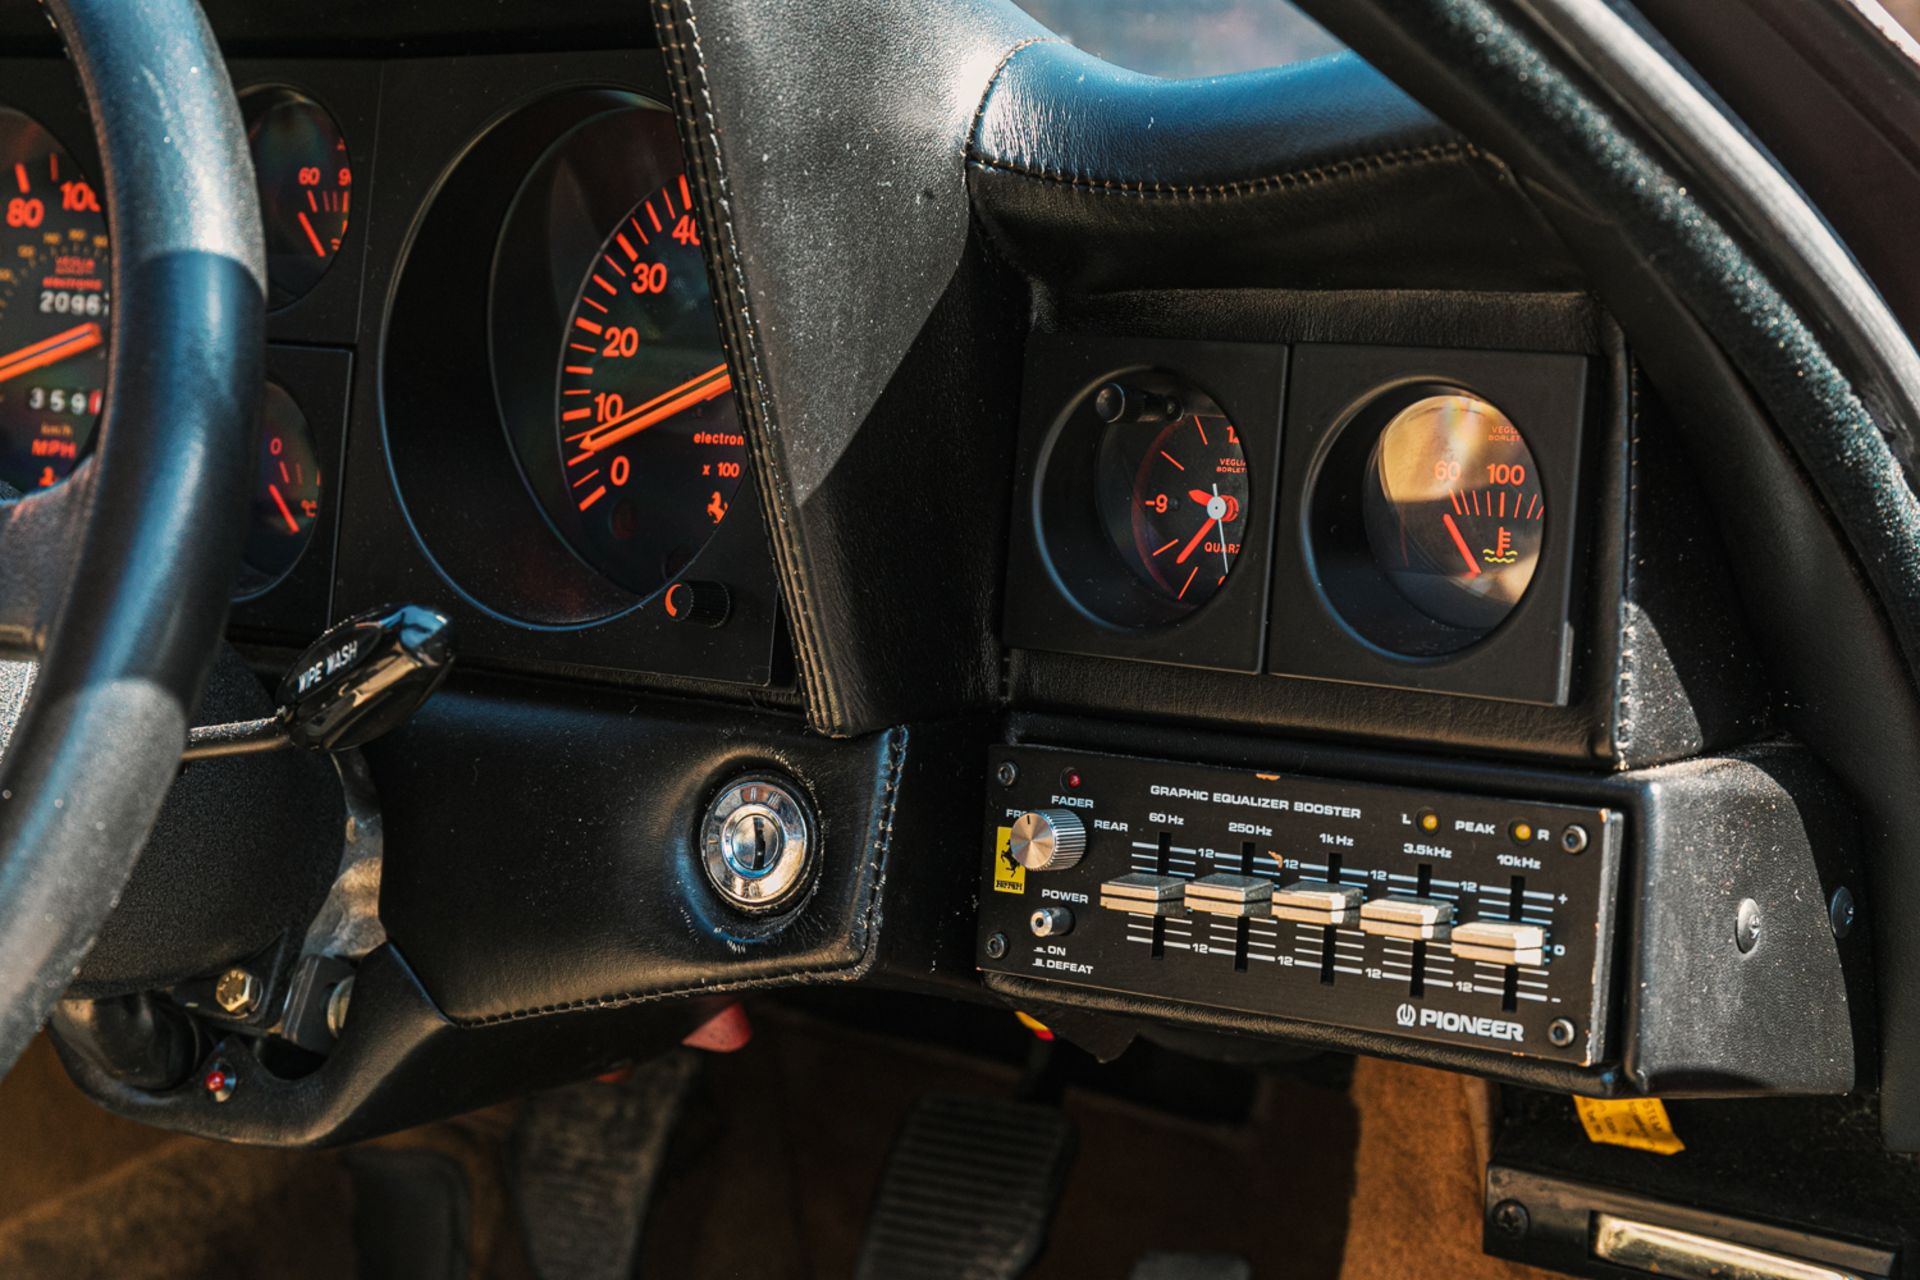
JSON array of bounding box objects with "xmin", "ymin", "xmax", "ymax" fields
[{"xmin": 236, "ymin": 382, "xmax": 322, "ymax": 598}]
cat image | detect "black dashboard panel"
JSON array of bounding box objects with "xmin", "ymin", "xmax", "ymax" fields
[{"xmin": 1004, "ymin": 291, "xmax": 1769, "ymax": 770}]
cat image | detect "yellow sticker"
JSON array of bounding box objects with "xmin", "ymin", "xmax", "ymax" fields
[
  {"xmin": 991, "ymin": 826, "xmax": 1026, "ymax": 894},
  {"xmin": 1574, "ymin": 1097, "xmax": 1685, "ymax": 1155}
]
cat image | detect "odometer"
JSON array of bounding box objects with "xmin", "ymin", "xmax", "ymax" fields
[
  {"xmin": 553, "ymin": 174, "xmax": 745, "ymax": 597},
  {"xmin": 0, "ymin": 107, "xmax": 108, "ymax": 492}
]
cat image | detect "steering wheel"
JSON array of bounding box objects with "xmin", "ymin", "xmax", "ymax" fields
[{"xmin": 0, "ymin": 0, "xmax": 263, "ymax": 1074}]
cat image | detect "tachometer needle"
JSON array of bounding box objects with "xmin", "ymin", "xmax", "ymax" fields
[
  {"xmin": 269, "ymin": 483, "xmax": 301, "ymax": 534},
  {"xmin": 1442, "ymin": 511, "xmax": 1482, "ymax": 578},
  {"xmin": 576, "ymin": 363, "xmax": 731, "ymax": 457},
  {"xmin": 0, "ymin": 321, "xmax": 103, "ymax": 386}
]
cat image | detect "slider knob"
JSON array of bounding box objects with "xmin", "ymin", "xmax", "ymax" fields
[{"xmin": 1009, "ymin": 808, "xmax": 1087, "ymax": 872}]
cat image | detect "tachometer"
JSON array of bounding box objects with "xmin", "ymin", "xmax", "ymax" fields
[
  {"xmin": 0, "ymin": 107, "xmax": 108, "ymax": 491},
  {"xmin": 552, "ymin": 177, "xmax": 745, "ymax": 598}
]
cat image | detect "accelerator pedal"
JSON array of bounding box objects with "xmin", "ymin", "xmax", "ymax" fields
[{"xmin": 856, "ymin": 1093, "xmax": 1075, "ymax": 1280}]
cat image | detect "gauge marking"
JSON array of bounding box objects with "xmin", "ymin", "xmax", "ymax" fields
[{"xmin": 547, "ymin": 173, "xmax": 748, "ymax": 599}]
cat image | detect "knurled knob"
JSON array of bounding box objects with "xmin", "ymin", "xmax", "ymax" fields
[{"xmin": 1009, "ymin": 808, "xmax": 1087, "ymax": 872}]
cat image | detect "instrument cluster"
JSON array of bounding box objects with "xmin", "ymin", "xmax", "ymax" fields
[
  {"xmin": 1005, "ymin": 336, "xmax": 1592, "ymax": 705},
  {"xmin": 0, "ymin": 53, "xmax": 779, "ymax": 688}
]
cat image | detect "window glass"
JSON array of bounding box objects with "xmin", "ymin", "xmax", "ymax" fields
[{"xmin": 1012, "ymin": 0, "xmax": 1345, "ymax": 79}]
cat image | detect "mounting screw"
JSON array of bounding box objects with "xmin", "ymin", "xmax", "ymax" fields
[
  {"xmin": 1560, "ymin": 825, "xmax": 1589, "ymax": 854},
  {"xmin": 985, "ymin": 932, "xmax": 1009, "ymax": 960},
  {"xmin": 995, "ymin": 761, "xmax": 1019, "ymax": 788},
  {"xmin": 1736, "ymin": 898, "xmax": 1762, "ymax": 953},
  {"xmin": 1489, "ymin": 1199, "xmax": 1530, "ymax": 1240},
  {"xmin": 213, "ymin": 967, "xmax": 262, "ymax": 1018},
  {"xmin": 1547, "ymin": 1018, "xmax": 1577, "ymax": 1048},
  {"xmin": 1830, "ymin": 887, "xmax": 1857, "ymax": 939}
]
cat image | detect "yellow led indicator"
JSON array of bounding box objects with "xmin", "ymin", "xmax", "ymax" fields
[
  {"xmin": 1418, "ymin": 809, "xmax": 1440, "ymax": 832},
  {"xmin": 1510, "ymin": 820, "xmax": 1535, "ymax": 845},
  {"xmin": 992, "ymin": 826, "xmax": 1026, "ymax": 895}
]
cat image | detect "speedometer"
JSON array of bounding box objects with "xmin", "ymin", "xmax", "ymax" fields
[
  {"xmin": 0, "ymin": 107, "xmax": 108, "ymax": 492},
  {"xmin": 555, "ymin": 177, "xmax": 746, "ymax": 597}
]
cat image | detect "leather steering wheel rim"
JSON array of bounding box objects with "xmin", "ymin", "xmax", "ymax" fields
[{"xmin": 0, "ymin": 0, "xmax": 263, "ymax": 1075}]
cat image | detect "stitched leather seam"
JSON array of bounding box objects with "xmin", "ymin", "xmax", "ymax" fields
[
  {"xmin": 965, "ymin": 141, "xmax": 1475, "ymax": 199},
  {"xmin": 1613, "ymin": 361, "xmax": 1642, "ymax": 767},
  {"xmin": 449, "ymin": 727, "xmax": 908, "ymax": 1028},
  {"xmin": 967, "ymin": 35, "xmax": 1066, "ymax": 151},
  {"xmin": 653, "ymin": 0, "xmax": 841, "ymax": 730}
]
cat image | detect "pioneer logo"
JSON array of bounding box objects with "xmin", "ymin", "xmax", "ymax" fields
[{"xmin": 1394, "ymin": 1005, "xmax": 1525, "ymax": 1042}]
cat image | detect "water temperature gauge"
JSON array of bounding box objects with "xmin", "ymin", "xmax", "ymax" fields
[{"xmin": 1361, "ymin": 392, "xmax": 1543, "ymax": 636}]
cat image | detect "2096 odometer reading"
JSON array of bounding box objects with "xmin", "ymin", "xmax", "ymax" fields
[{"xmin": 555, "ymin": 174, "xmax": 745, "ymax": 598}]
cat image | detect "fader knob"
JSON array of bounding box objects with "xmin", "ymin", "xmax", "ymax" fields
[{"xmin": 1009, "ymin": 809, "xmax": 1087, "ymax": 872}]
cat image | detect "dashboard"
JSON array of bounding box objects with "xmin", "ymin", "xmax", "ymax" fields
[
  {"xmin": 0, "ymin": 49, "xmax": 783, "ymax": 690},
  {"xmin": 9, "ymin": 19, "xmax": 1920, "ymax": 1275}
]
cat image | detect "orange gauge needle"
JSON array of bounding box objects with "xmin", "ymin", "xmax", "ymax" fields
[
  {"xmin": 297, "ymin": 210, "xmax": 327, "ymax": 259},
  {"xmin": 1188, "ymin": 489, "xmax": 1214, "ymax": 506},
  {"xmin": 576, "ymin": 363, "xmax": 731, "ymax": 457},
  {"xmin": 1175, "ymin": 516, "xmax": 1218, "ymax": 565},
  {"xmin": 269, "ymin": 483, "xmax": 300, "ymax": 534},
  {"xmin": 0, "ymin": 321, "xmax": 102, "ymax": 386},
  {"xmin": 1442, "ymin": 512, "xmax": 1482, "ymax": 578}
]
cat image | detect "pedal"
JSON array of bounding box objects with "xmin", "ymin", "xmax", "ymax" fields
[{"xmin": 855, "ymin": 1093, "xmax": 1074, "ymax": 1280}]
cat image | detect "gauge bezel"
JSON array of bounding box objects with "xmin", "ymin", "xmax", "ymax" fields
[
  {"xmin": 1274, "ymin": 344, "xmax": 1592, "ymax": 706},
  {"xmin": 1003, "ymin": 334, "xmax": 1284, "ymax": 673},
  {"xmin": 237, "ymin": 84, "xmax": 353, "ymax": 310},
  {"xmin": 370, "ymin": 72, "xmax": 782, "ymax": 689}
]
